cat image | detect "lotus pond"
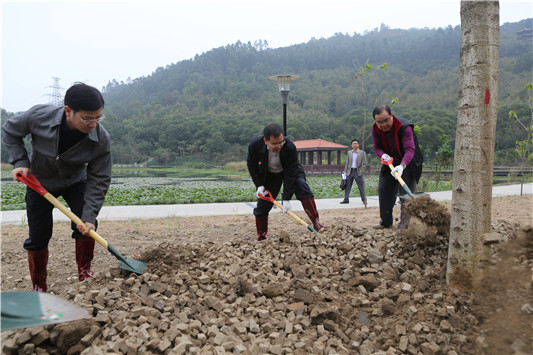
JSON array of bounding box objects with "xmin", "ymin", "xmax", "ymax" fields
[{"xmin": 1, "ymin": 168, "xmax": 384, "ymax": 210}]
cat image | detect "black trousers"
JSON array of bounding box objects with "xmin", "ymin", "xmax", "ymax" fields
[
  {"xmin": 23, "ymin": 180, "xmax": 96, "ymax": 251},
  {"xmin": 378, "ymin": 168, "xmax": 417, "ymax": 227},
  {"xmin": 254, "ymin": 171, "xmax": 314, "ymax": 218}
]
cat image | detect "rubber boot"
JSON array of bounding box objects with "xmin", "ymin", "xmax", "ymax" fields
[
  {"xmin": 28, "ymin": 249, "xmax": 48, "ymax": 292},
  {"xmin": 255, "ymin": 216, "xmax": 268, "ymax": 241},
  {"xmin": 397, "ymin": 200, "xmax": 411, "ymax": 230},
  {"xmin": 76, "ymin": 237, "xmax": 95, "ymax": 281},
  {"xmin": 301, "ymin": 197, "xmax": 327, "ymax": 231}
]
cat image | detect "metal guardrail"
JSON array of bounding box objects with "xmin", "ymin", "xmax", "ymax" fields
[
  {"xmin": 422, "ymin": 166, "xmax": 533, "ymax": 177},
  {"xmin": 303, "ymin": 164, "xmax": 533, "ymax": 177}
]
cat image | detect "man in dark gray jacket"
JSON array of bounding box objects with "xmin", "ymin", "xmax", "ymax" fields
[{"xmin": 2, "ymin": 82, "xmax": 112, "ymax": 292}]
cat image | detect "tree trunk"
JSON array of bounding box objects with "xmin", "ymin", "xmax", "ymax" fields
[{"xmin": 447, "ymin": 0, "xmax": 500, "ymax": 287}]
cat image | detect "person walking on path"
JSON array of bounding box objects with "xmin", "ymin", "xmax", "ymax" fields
[
  {"xmin": 340, "ymin": 139, "xmax": 368, "ymax": 207},
  {"xmin": 371, "ymin": 104, "xmax": 423, "ymax": 229},
  {"xmin": 2, "ymin": 82, "xmax": 112, "ymax": 292},
  {"xmin": 247, "ymin": 123, "xmax": 327, "ymax": 241}
]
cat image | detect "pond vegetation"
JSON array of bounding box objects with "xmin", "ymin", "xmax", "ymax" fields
[{"xmin": 1, "ymin": 166, "xmax": 529, "ymax": 211}]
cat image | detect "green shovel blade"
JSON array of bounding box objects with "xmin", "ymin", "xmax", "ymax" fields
[
  {"xmin": 107, "ymin": 244, "xmax": 147, "ymax": 274},
  {"xmin": 1, "ymin": 292, "xmax": 88, "ymax": 331}
]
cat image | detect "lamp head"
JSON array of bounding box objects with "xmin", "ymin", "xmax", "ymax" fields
[{"xmin": 269, "ymin": 74, "xmax": 299, "ymax": 92}]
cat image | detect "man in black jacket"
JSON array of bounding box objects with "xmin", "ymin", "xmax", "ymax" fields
[{"xmin": 247, "ymin": 123, "xmax": 326, "ymax": 241}]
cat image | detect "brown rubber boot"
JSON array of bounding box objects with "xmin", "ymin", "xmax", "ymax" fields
[
  {"xmin": 301, "ymin": 197, "xmax": 327, "ymax": 231},
  {"xmin": 255, "ymin": 216, "xmax": 268, "ymax": 241},
  {"xmin": 76, "ymin": 236, "xmax": 95, "ymax": 281},
  {"xmin": 28, "ymin": 249, "xmax": 49, "ymax": 292}
]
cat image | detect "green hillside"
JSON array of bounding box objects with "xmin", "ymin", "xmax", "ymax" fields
[{"xmin": 2, "ymin": 19, "xmax": 532, "ymax": 166}]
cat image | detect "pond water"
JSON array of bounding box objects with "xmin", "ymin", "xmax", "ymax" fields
[
  {"xmin": 0, "ymin": 169, "xmax": 252, "ymax": 187},
  {"xmin": 110, "ymin": 169, "xmax": 251, "ymax": 188}
]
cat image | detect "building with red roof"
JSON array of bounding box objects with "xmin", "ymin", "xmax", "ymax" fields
[{"xmin": 293, "ymin": 139, "xmax": 349, "ymax": 175}]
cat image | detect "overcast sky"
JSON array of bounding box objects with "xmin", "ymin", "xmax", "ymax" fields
[{"xmin": 2, "ymin": 0, "xmax": 531, "ymax": 113}]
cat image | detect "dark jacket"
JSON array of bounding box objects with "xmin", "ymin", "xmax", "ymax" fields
[
  {"xmin": 373, "ymin": 116, "xmax": 423, "ymax": 182},
  {"xmin": 2, "ymin": 104, "xmax": 112, "ymax": 223},
  {"xmin": 247, "ymin": 136, "xmax": 305, "ymax": 200}
]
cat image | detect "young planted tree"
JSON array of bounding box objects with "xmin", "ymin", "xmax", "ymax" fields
[
  {"xmin": 434, "ymin": 134, "xmax": 454, "ymax": 189},
  {"xmin": 447, "ymin": 0, "xmax": 500, "ymax": 287},
  {"xmin": 350, "ymin": 60, "xmax": 387, "ymax": 150},
  {"xmin": 508, "ymin": 83, "xmax": 533, "ymax": 195}
]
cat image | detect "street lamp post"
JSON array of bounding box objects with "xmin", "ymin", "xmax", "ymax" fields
[{"xmin": 269, "ymin": 74, "xmax": 299, "ymax": 137}]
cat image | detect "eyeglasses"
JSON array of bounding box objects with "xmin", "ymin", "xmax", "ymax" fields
[
  {"xmin": 75, "ymin": 111, "xmax": 105, "ymax": 124},
  {"xmin": 269, "ymin": 139, "xmax": 285, "ymax": 147},
  {"xmin": 375, "ymin": 116, "xmax": 391, "ymax": 125}
]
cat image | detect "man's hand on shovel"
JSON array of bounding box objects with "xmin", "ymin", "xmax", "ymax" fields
[
  {"xmin": 77, "ymin": 222, "xmax": 95, "ymax": 236},
  {"xmin": 390, "ymin": 164, "xmax": 404, "ymax": 178}
]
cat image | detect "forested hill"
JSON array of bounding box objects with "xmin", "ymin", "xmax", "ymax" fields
[{"xmin": 3, "ymin": 20, "xmax": 532, "ymax": 166}]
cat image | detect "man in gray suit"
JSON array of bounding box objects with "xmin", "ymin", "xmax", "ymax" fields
[{"xmin": 340, "ymin": 139, "xmax": 368, "ymax": 207}]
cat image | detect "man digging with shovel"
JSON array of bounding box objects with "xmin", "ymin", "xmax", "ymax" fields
[
  {"xmin": 2, "ymin": 83, "xmax": 112, "ymax": 292},
  {"xmin": 371, "ymin": 104, "xmax": 423, "ymax": 230},
  {"xmin": 247, "ymin": 123, "xmax": 327, "ymax": 241}
]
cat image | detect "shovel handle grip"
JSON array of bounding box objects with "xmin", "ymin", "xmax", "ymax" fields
[
  {"xmin": 15, "ymin": 172, "xmax": 48, "ymax": 196},
  {"xmin": 16, "ymin": 172, "xmax": 109, "ymax": 248},
  {"xmin": 257, "ymin": 190, "xmax": 317, "ymax": 233}
]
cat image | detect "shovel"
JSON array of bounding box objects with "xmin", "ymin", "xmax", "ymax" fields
[
  {"xmin": 1, "ymin": 291, "xmax": 88, "ymax": 331},
  {"xmin": 16, "ymin": 172, "xmax": 147, "ymax": 275},
  {"xmin": 258, "ymin": 189, "xmax": 317, "ymax": 233},
  {"xmin": 381, "ymin": 157, "xmax": 425, "ymax": 199}
]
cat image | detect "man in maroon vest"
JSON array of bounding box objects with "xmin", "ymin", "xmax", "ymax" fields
[{"xmin": 371, "ymin": 105, "xmax": 423, "ymax": 229}]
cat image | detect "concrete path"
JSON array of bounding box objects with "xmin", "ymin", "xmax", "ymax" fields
[{"xmin": 2, "ymin": 183, "xmax": 531, "ymax": 225}]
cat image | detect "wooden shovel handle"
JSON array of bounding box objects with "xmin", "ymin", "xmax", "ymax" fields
[
  {"xmin": 379, "ymin": 160, "xmax": 416, "ymax": 198},
  {"xmin": 16, "ymin": 172, "xmax": 109, "ymax": 248},
  {"xmin": 258, "ymin": 189, "xmax": 317, "ymax": 232}
]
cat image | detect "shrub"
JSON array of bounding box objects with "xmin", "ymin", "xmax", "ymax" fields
[{"xmin": 225, "ymin": 161, "xmax": 248, "ymax": 172}]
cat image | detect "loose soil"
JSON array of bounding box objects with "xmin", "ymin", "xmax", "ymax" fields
[{"xmin": 1, "ymin": 195, "xmax": 532, "ymax": 354}]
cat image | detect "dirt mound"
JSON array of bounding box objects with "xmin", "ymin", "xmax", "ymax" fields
[
  {"xmin": 1, "ymin": 223, "xmax": 474, "ymax": 354},
  {"xmin": 1, "ymin": 195, "xmax": 532, "ymax": 354},
  {"xmin": 404, "ymin": 195, "xmax": 451, "ymax": 235}
]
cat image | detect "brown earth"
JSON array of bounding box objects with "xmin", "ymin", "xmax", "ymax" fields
[{"xmin": 1, "ymin": 195, "xmax": 532, "ymax": 354}]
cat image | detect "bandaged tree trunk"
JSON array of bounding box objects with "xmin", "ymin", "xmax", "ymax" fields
[{"xmin": 447, "ymin": 0, "xmax": 500, "ymax": 287}]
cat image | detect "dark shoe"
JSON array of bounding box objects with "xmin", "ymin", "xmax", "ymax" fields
[
  {"xmin": 255, "ymin": 216, "xmax": 268, "ymax": 241},
  {"xmin": 301, "ymin": 197, "xmax": 327, "ymax": 231},
  {"xmin": 372, "ymin": 224, "xmax": 392, "ymax": 230},
  {"xmin": 340, "ymin": 200, "xmax": 349, "ymax": 204},
  {"xmin": 76, "ymin": 237, "xmax": 95, "ymax": 281},
  {"xmin": 28, "ymin": 249, "xmax": 49, "ymax": 292}
]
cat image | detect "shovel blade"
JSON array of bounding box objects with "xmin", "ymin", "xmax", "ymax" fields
[
  {"xmin": 1, "ymin": 292, "xmax": 88, "ymax": 331},
  {"xmin": 106, "ymin": 243, "xmax": 147, "ymax": 274},
  {"xmin": 119, "ymin": 257, "xmax": 147, "ymax": 274}
]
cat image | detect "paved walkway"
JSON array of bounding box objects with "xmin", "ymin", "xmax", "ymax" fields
[{"xmin": 1, "ymin": 183, "xmax": 531, "ymax": 225}]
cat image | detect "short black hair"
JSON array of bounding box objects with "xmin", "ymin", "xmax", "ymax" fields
[
  {"xmin": 372, "ymin": 104, "xmax": 391, "ymax": 119},
  {"xmin": 64, "ymin": 82, "xmax": 104, "ymax": 112},
  {"xmin": 263, "ymin": 123, "xmax": 284, "ymax": 141},
  {"xmin": 351, "ymin": 139, "xmax": 360, "ymax": 144}
]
